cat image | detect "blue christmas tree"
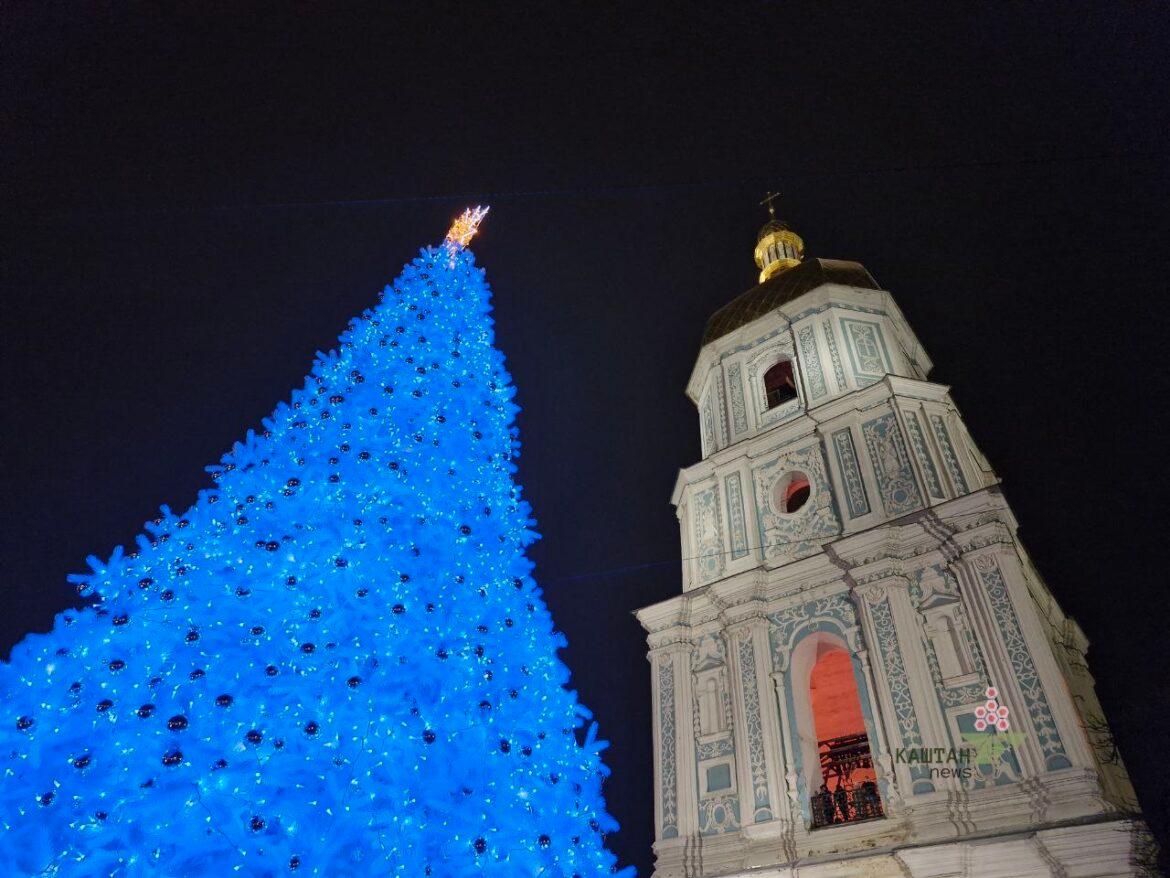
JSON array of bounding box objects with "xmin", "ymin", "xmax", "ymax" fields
[{"xmin": 1, "ymin": 209, "xmax": 631, "ymax": 878}]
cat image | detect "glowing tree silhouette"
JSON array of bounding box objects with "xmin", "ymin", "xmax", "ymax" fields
[{"xmin": 1, "ymin": 210, "xmax": 630, "ymax": 878}]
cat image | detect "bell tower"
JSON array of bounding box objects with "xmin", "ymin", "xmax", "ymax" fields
[{"xmin": 636, "ymin": 203, "xmax": 1153, "ymax": 877}]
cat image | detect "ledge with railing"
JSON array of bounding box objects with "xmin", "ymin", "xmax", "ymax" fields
[{"xmin": 809, "ymin": 732, "xmax": 884, "ymax": 829}]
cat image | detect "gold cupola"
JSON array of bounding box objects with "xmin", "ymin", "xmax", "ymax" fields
[{"xmin": 753, "ymin": 192, "xmax": 805, "ymax": 283}]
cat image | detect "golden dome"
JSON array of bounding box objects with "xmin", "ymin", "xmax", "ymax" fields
[
  {"xmin": 754, "ymin": 225, "xmax": 804, "ymax": 282},
  {"xmin": 753, "ymin": 196, "xmax": 805, "ymax": 282}
]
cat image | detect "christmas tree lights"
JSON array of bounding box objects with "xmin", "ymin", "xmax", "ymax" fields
[{"xmin": 1, "ymin": 213, "xmax": 631, "ymax": 877}]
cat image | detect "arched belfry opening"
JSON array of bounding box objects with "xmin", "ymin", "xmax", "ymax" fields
[
  {"xmin": 790, "ymin": 632, "xmax": 883, "ymax": 828},
  {"xmin": 763, "ymin": 360, "xmax": 797, "ymax": 409}
]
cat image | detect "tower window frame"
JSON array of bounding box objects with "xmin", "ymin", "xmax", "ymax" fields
[{"xmin": 763, "ymin": 359, "xmax": 798, "ymax": 410}]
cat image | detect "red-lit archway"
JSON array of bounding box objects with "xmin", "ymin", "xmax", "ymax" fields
[
  {"xmin": 792, "ymin": 636, "xmax": 883, "ymax": 827},
  {"xmin": 810, "ymin": 648, "xmax": 867, "ymax": 742}
]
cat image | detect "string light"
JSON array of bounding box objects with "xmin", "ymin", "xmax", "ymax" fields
[{"xmin": 0, "ymin": 215, "xmax": 631, "ymax": 877}]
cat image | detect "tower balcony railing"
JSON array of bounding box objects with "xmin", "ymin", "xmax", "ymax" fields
[{"xmin": 809, "ymin": 732, "xmax": 884, "ymax": 829}]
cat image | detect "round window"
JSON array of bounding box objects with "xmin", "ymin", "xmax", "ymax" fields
[{"xmin": 773, "ymin": 471, "xmax": 812, "ymax": 515}]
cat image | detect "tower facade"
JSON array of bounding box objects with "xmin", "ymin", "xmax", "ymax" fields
[{"xmin": 635, "ymin": 210, "xmax": 1151, "ymax": 877}]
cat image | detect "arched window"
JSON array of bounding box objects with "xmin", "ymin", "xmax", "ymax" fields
[
  {"xmin": 764, "ymin": 360, "xmax": 797, "ymax": 409},
  {"xmin": 790, "ymin": 635, "xmax": 884, "ymax": 829}
]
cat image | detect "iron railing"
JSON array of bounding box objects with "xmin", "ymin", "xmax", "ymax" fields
[{"xmin": 809, "ymin": 732, "xmax": 884, "ymax": 828}]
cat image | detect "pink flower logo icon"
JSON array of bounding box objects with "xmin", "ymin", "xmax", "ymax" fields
[{"xmin": 974, "ymin": 686, "xmax": 1010, "ymax": 732}]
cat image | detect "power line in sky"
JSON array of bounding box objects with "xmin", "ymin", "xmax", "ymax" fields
[{"xmin": 40, "ymin": 149, "xmax": 1164, "ymax": 219}]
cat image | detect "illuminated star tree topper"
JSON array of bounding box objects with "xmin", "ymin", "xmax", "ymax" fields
[{"xmin": 444, "ymin": 204, "xmax": 490, "ymax": 249}]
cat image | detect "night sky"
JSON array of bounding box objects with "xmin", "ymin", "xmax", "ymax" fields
[{"xmin": 4, "ymin": 5, "xmax": 1169, "ymax": 873}]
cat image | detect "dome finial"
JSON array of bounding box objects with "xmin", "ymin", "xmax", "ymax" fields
[{"xmin": 754, "ymin": 192, "xmax": 804, "ymax": 283}]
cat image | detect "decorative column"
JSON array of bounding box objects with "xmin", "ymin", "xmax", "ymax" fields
[
  {"xmin": 952, "ymin": 545, "xmax": 1066, "ymax": 779},
  {"xmin": 651, "ymin": 641, "xmax": 700, "ymax": 842},
  {"xmin": 726, "ymin": 618, "xmax": 786, "ymax": 827},
  {"xmin": 852, "ymin": 644, "xmax": 903, "ymax": 812},
  {"xmin": 951, "ymin": 549, "xmax": 1046, "ymax": 779},
  {"xmin": 991, "ymin": 545, "xmax": 1095, "ymax": 772},
  {"xmin": 677, "ymin": 501, "xmax": 693, "ymax": 592},
  {"xmin": 853, "ymin": 579, "xmax": 939, "ymax": 796},
  {"xmin": 768, "ymin": 661, "xmax": 805, "ymax": 828},
  {"xmin": 884, "ymin": 576, "xmax": 957, "ymax": 788}
]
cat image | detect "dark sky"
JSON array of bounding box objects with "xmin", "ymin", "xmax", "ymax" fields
[{"xmin": 4, "ymin": 4, "xmax": 1169, "ymax": 873}]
